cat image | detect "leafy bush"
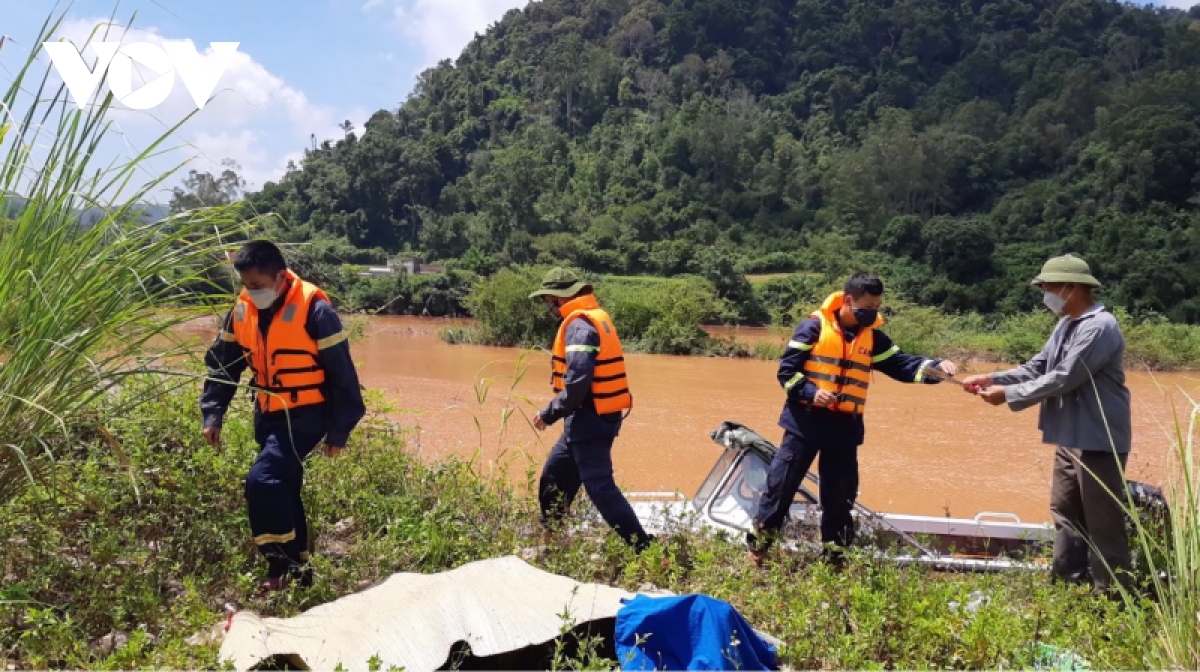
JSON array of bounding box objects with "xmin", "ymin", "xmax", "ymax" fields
[
  {"xmin": 465, "ymin": 265, "xmax": 559, "ymax": 347},
  {"xmin": 600, "ymin": 277, "xmax": 728, "ymax": 354},
  {"xmin": 457, "ymin": 269, "xmax": 732, "ymax": 354},
  {"xmin": 753, "ymin": 275, "xmax": 835, "ymax": 326}
]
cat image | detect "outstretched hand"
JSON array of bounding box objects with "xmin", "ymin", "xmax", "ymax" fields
[
  {"xmin": 978, "ymin": 386, "xmax": 1007, "ymax": 406},
  {"xmin": 961, "ymin": 374, "xmax": 992, "ymax": 394},
  {"xmin": 934, "ymin": 360, "xmax": 958, "ymax": 377}
]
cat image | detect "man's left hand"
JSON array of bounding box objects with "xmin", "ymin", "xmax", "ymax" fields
[
  {"xmin": 533, "ymin": 414, "xmax": 548, "ymax": 431},
  {"xmin": 935, "ymin": 360, "xmax": 959, "ymax": 377},
  {"xmin": 979, "ymin": 386, "xmax": 1007, "ymax": 406},
  {"xmin": 323, "ymin": 444, "xmax": 343, "ymax": 457}
]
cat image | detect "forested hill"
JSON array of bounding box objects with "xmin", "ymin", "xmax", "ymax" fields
[{"xmin": 244, "ymin": 0, "xmax": 1200, "ymax": 321}]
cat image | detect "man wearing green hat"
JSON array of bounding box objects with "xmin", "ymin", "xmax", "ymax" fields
[
  {"xmin": 528, "ymin": 268, "xmax": 653, "ymax": 553},
  {"xmin": 964, "ymin": 254, "xmax": 1132, "ymax": 593}
]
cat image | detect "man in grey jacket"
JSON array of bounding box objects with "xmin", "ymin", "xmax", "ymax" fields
[{"xmin": 964, "ymin": 254, "xmax": 1132, "ymax": 592}]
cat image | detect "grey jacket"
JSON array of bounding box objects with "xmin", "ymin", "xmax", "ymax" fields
[{"xmin": 993, "ymin": 304, "xmax": 1131, "ymax": 453}]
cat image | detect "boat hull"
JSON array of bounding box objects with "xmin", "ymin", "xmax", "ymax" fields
[{"xmin": 617, "ymin": 421, "xmax": 1057, "ymax": 573}]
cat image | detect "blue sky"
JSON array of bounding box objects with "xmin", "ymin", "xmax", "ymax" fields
[{"xmin": 0, "ymin": 0, "xmax": 1193, "ymax": 204}]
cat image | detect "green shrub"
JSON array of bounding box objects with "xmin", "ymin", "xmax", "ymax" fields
[
  {"xmin": 597, "ymin": 275, "xmax": 729, "ymax": 353},
  {"xmin": 465, "ymin": 265, "xmax": 558, "ymax": 347},
  {"xmin": 458, "ymin": 269, "xmax": 731, "ymax": 354},
  {"xmin": 754, "ymin": 275, "xmax": 838, "ymax": 326}
]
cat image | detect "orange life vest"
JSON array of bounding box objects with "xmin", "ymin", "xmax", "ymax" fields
[
  {"xmin": 550, "ymin": 294, "xmax": 633, "ymax": 415},
  {"xmin": 229, "ymin": 270, "xmax": 329, "ymax": 413},
  {"xmin": 800, "ymin": 291, "xmax": 883, "ymax": 414}
]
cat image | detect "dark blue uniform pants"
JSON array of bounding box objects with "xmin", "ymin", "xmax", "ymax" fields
[
  {"xmin": 539, "ymin": 433, "xmax": 651, "ymax": 551},
  {"xmin": 750, "ymin": 431, "xmax": 860, "ymax": 553},
  {"xmin": 246, "ymin": 424, "xmax": 325, "ymax": 578}
]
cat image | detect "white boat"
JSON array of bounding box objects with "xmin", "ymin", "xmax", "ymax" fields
[{"xmin": 620, "ymin": 421, "xmax": 1165, "ymax": 573}]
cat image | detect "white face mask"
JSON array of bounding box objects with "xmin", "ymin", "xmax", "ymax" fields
[
  {"xmin": 1043, "ymin": 290, "xmax": 1066, "ymax": 315},
  {"xmin": 246, "ymin": 275, "xmax": 282, "ymax": 309},
  {"xmin": 247, "ymin": 289, "xmax": 278, "ymax": 310}
]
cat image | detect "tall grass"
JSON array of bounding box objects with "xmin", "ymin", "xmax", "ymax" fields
[
  {"xmin": 0, "ymin": 10, "xmax": 256, "ymax": 502},
  {"xmin": 1115, "ymin": 395, "xmax": 1200, "ymax": 668}
]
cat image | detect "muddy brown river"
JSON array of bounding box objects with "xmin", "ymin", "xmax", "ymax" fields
[
  {"xmin": 338, "ymin": 317, "xmax": 1194, "ymax": 524},
  {"xmin": 176, "ymin": 315, "xmax": 1197, "ymax": 524}
]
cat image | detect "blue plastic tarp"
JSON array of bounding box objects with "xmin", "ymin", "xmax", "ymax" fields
[{"xmin": 614, "ymin": 594, "xmax": 777, "ymax": 670}]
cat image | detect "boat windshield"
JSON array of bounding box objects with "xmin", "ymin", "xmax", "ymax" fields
[
  {"xmin": 702, "ymin": 449, "xmax": 816, "ymax": 534},
  {"xmin": 691, "ymin": 447, "xmax": 737, "ymax": 512}
]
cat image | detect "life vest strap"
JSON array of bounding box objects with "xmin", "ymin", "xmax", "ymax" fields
[
  {"xmin": 593, "ymin": 372, "xmax": 627, "ymax": 383},
  {"xmin": 273, "ymin": 365, "xmax": 323, "ymax": 377},
  {"xmin": 838, "ymin": 391, "xmax": 867, "ymax": 405},
  {"xmin": 801, "ymin": 394, "xmax": 866, "ymax": 413},
  {"xmin": 251, "ymin": 382, "xmax": 326, "ymax": 393},
  {"xmin": 271, "ymin": 347, "xmax": 318, "ymax": 364},
  {"xmin": 549, "ymin": 371, "xmax": 628, "ymax": 381},
  {"xmin": 804, "ymin": 370, "xmax": 868, "ymax": 389},
  {"xmin": 810, "ymin": 354, "xmax": 871, "ymax": 374},
  {"xmin": 557, "ymin": 353, "xmax": 625, "ymax": 366},
  {"xmin": 251, "ymin": 382, "xmax": 327, "ymax": 405}
]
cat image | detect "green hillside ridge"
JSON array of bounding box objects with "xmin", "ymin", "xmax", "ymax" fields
[{"xmin": 229, "ymin": 0, "xmax": 1200, "ymax": 325}]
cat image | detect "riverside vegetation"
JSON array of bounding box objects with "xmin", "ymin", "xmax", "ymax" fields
[
  {"xmin": 2, "ymin": 371, "xmax": 1198, "ymax": 670},
  {"xmin": 442, "ymin": 265, "xmax": 1200, "ymax": 369},
  {"xmin": 3, "ymin": 5, "xmax": 1200, "ymax": 671}
]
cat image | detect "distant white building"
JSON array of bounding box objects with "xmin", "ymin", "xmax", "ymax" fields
[
  {"xmin": 391, "ymin": 256, "xmax": 447, "ymax": 275},
  {"xmin": 358, "ymin": 256, "xmax": 446, "ymax": 278}
]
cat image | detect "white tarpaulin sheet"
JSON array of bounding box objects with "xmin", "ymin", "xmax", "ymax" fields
[{"xmin": 219, "ymin": 555, "xmax": 664, "ymax": 671}]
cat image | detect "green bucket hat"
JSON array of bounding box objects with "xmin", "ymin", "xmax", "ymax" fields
[
  {"xmin": 529, "ymin": 267, "xmax": 593, "ymax": 299},
  {"xmin": 1031, "ymin": 254, "xmax": 1101, "ymax": 288}
]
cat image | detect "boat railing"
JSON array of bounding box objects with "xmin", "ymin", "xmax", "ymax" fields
[
  {"xmin": 623, "ymin": 491, "xmax": 688, "ymax": 502},
  {"xmin": 973, "ymin": 511, "xmax": 1025, "ymax": 525}
]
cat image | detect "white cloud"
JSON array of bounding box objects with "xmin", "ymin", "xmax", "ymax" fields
[
  {"xmin": 34, "ymin": 18, "xmax": 369, "ymax": 195},
  {"xmin": 367, "ymin": 0, "xmax": 530, "ymax": 72},
  {"xmin": 1158, "ymin": 0, "xmax": 1196, "ymax": 7}
]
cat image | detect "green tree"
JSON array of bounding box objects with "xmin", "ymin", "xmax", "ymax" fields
[
  {"xmin": 169, "ymin": 159, "xmax": 246, "ymax": 213},
  {"xmin": 234, "ymin": 0, "xmax": 1200, "ymax": 325}
]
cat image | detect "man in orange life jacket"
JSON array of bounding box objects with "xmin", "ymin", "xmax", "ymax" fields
[
  {"xmin": 200, "ymin": 241, "xmax": 365, "ymax": 597},
  {"xmin": 748, "ymin": 272, "xmax": 958, "ymax": 566},
  {"xmin": 529, "ymin": 268, "xmax": 653, "ymax": 553}
]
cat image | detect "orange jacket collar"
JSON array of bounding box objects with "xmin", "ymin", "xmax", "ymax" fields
[{"xmin": 558, "ymin": 293, "xmax": 599, "ymax": 318}]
